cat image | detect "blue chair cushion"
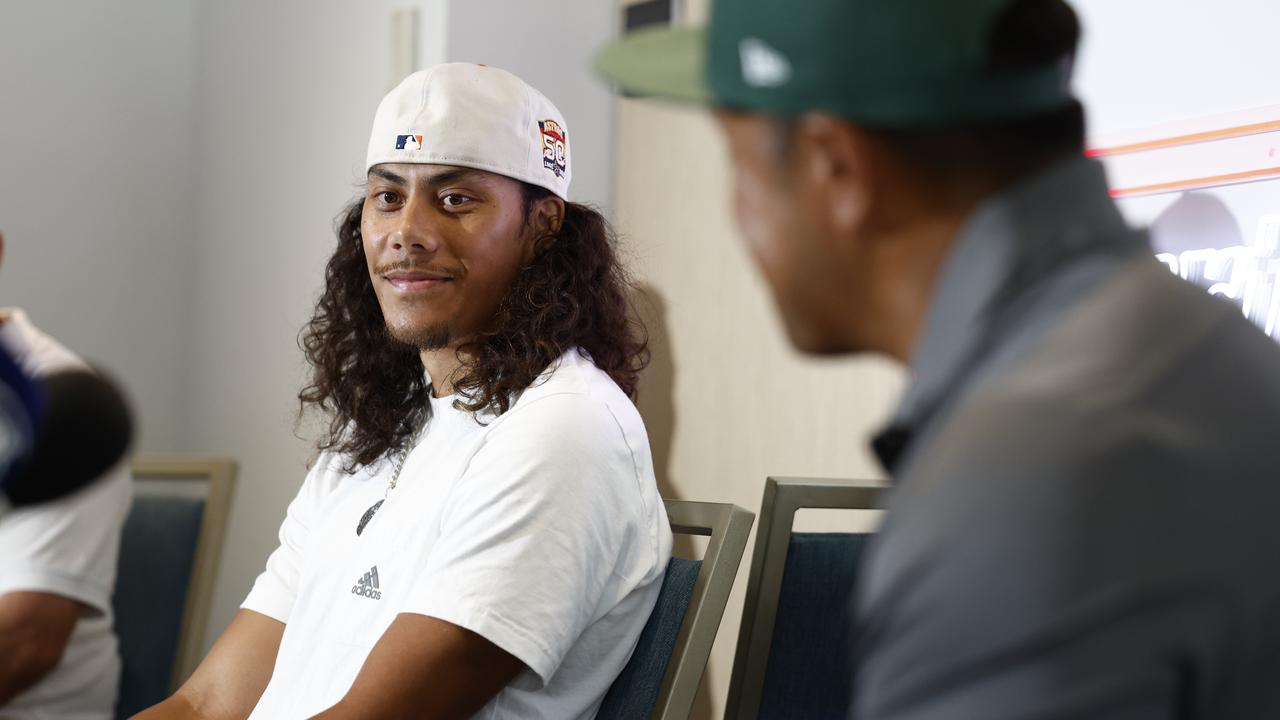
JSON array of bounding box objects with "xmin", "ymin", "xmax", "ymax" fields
[
  {"xmin": 111, "ymin": 494, "xmax": 205, "ymax": 719},
  {"xmin": 598, "ymin": 556, "xmax": 702, "ymax": 719},
  {"xmin": 758, "ymin": 532, "xmax": 869, "ymax": 720}
]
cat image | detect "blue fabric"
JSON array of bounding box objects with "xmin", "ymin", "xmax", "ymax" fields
[
  {"xmin": 111, "ymin": 495, "xmax": 205, "ymax": 719},
  {"xmin": 598, "ymin": 557, "xmax": 701, "ymax": 719},
  {"xmin": 0, "ymin": 342, "xmax": 40, "ymax": 482},
  {"xmin": 758, "ymin": 532, "xmax": 869, "ymax": 720}
]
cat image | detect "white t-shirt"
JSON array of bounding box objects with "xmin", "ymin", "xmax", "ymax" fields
[
  {"xmin": 0, "ymin": 309, "xmax": 132, "ymax": 720},
  {"xmin": 242, "ymin": 349, "xmax": 673, "ymax": 719}
]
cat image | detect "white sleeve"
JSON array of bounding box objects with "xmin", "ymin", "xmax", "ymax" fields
[
  {"xmin": 402, "ymin": 393, "xmax": 645, "ymax": 685},
  {"xmin": 0, "ymin": 459, "xmax": 132, "ymax": 617},
  {"xmin": 241, "ymin": 454, "xmax": 334, "ymax": 623}
]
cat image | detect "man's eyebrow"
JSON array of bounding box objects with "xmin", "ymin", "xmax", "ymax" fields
[
  {"xmin": 368, "ymin": 167, "xmax": 408, "ymax": 185},
  {"xmin": 426, "ymin": 168, "xmax": 489, "ymax": 187},
  {"xmin": 368, "ymin": 167, "xmax": 492, "ymax": 189}
]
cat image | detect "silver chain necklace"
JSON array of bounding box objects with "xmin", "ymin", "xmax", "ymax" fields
[{"xmin": 355, "ymin": 440, "xmax": 413, "ymax": 536}]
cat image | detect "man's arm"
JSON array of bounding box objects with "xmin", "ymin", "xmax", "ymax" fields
[
  {"xmin": 311, "ymin": 613, "xmax": 525, "ymax": 720},
  {"xmin": 132, "ymin": 610, "xmax": 284, "ymax": 720},
  {"xmin": 0, "ymin": 591, "xmax": 80, "ymax": 703}
]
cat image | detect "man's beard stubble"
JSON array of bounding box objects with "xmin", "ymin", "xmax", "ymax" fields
[
  {"xmin": 386, "ymin": 321, "xmax": 451, "ymax": 351},
  {"xmin": 372, "ymin": 258, "xmax": 461, "ymax": 352}
]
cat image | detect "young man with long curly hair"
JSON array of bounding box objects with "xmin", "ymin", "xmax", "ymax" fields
[{"xmin": 138, "ymin": 63, "xmax": 672, "ymax": 720}]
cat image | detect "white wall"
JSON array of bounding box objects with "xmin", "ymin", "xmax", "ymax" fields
[
  {"xmin": 445, "ymin": 0, "xmax": 616, "ymax": 216},
  {"xmin": 183, "ymin": 0, "xmax": 424, "ymax": 654},
  {"xmin": 1074, "ymin": 0, "xmax": 1280, "ymax": 139},
  {"xmin": 0, "ymin": 0, "xmax": 199, "ymax": 451}
]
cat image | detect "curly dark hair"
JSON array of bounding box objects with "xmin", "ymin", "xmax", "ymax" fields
[{"xmin": 298, "ymin": 183, "xmax": 648, "ymax": 470}]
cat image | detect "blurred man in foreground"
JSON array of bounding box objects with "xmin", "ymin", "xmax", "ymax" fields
[
  {"xmin": 598, "ymin": 0, "xmax": 1280, "ymax": 716},
  {"xmin": 0, "ymin": 230, "xmax": 133, "ymax": 720}
]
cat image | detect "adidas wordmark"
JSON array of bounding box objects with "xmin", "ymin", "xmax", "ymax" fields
[{"xmin": 351, "ymin": 565, "xmax": 382, "ymax": 600}]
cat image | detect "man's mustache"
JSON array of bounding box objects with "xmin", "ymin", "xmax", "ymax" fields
[{"xmin": 371, "ymin": 260, "xmax": 464, "ymax": 279}]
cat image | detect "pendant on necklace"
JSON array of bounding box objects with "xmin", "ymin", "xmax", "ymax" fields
[{"xmin": 356, "ymin": 499, "xmax": 384, "ymax": 536}]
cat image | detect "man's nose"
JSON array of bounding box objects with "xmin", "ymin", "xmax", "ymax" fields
[{"xmin": 388, "ymin": 196, "xmax": 442, "ymax": 253}]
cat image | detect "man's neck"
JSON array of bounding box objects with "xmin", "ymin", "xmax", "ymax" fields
[
  {"xmin": 869, "ymin": 162, "xmax": 1078, "ymax": 363},
  {"xmin": 420, "ymin": 347, "xmax": 465, "ymax": 397},
  {"xmin": 860, "ymin": 201, "xmax": 983, "ymax": 364}
]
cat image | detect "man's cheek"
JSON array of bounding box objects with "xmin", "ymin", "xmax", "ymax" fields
[
  {"xmin": 733, "ymin": 176, "xmax": 773, "ymax": 251},
  {"xmin": 741, "ymin": 217, "xmax": 793, "ymax": 301}
]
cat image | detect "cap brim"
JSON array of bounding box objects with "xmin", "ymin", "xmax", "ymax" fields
[{"xmin": 594, "ymin": 26, "xmax": 709, "ymax": 105}]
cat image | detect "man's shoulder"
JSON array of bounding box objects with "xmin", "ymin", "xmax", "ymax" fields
[
  {"xmin": 459, "ymin": 351, "xmax": 651, "ymax": 490},
  {"xmin": 934, "ymin": 258, "xmax": 1280, "ymax": 469},
  {"xmin": 893, "ymin": 257, "xmax": 1280, "ymax": 548},
  {"xmin": 1002, "ymin": 258, "xmax": 1280, "ymax": 406},
  {"xmin": 502, "ymin": 349, "xmax": 642, "ymax": 435}
]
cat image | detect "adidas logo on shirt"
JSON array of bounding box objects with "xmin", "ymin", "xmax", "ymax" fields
[{"xmin": 351, "ymin": 565, "xmax": 382, "ymax": 600}]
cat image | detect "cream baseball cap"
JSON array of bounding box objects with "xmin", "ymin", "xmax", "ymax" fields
[{"xmin": 366, "ymin": 63, "xmax": 571, "ymax": 200}]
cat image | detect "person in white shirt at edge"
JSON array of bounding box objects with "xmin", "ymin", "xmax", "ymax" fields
[
  {"xmin": 0, "ymin": 232, "xmax": 133, "ymax": 720},
  {"xmin": 136, "ymin": 63, "xmax": 673, "ymax": 720}
]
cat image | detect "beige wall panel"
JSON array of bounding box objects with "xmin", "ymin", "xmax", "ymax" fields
[{"xmin": 615, "ymin": 95, "xmax": 906, "ymax": 717}]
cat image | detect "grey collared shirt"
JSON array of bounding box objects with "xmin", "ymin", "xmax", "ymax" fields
[{"xmin": 854, "ymin": 157, "xmax": 1280, "ymax": 719}]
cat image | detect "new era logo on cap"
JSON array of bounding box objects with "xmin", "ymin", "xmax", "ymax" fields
[
  {"xmin": 351, "ymin": 565, "xmax": 382, "ymax": 600},
  {"xmin": 739, "ymin": 37, "xmax": 791, "ymax": 88},
  {"xmin": 395, "ymin": 134, "xmax": 424, "ymax": 150}
]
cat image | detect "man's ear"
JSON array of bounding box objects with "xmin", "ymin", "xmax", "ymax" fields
[
  {"xmin": 525, "ymin": 196, "xmax": 565, "ymax": 261},
  {"xmin": 790, "ymin": 113, "xmax": 877, "ymax": 239}
]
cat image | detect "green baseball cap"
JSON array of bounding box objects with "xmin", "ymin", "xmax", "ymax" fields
[{"xmin": 594, "ymin": 0, "xmax": 1076, "ymax": 126}]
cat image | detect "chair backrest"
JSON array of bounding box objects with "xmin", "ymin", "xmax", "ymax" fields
[
  {"xmin": 112, "ymin": 455, "xmax": 236, "ymax": 719},
  {"xmin": 598, "ymin": 499, "xmax": 754, "ymax": 720},
  {"xmin": 725, "ymin": 477, "xmax": 887, "ymax": 720}
]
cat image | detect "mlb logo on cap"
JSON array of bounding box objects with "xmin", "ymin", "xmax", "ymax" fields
[{"xmin": 395, "ymin": 134, "xmax": 424, "ymax": 150}]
